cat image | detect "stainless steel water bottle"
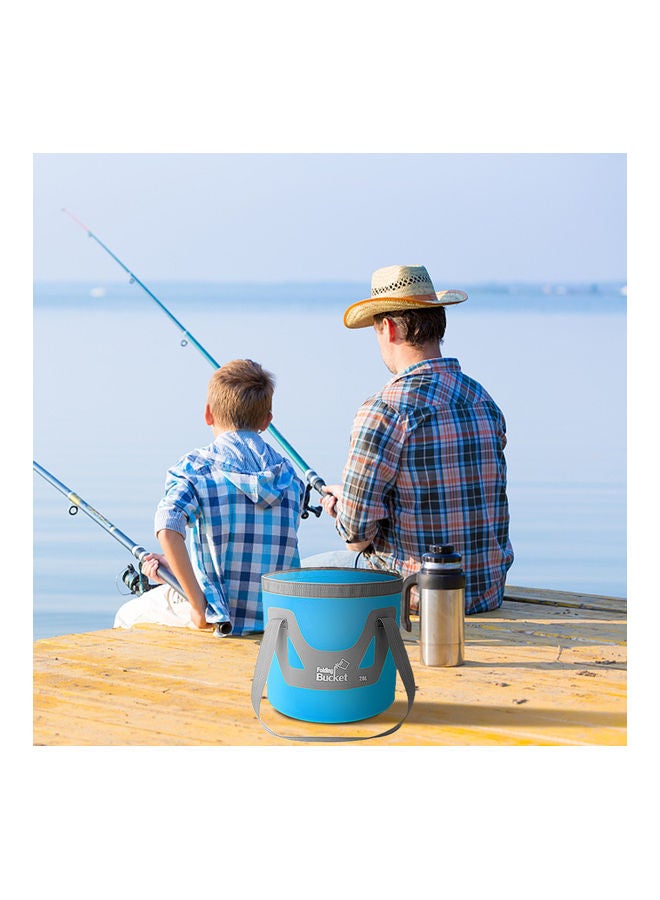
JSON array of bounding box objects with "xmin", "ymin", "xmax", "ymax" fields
[{"xmin": 401, "ymin": 545, "xmax": 466, "ymax": 666}]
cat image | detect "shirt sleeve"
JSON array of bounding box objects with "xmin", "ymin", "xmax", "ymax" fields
[
  {"xmin": 153, "ymin": 465, "xmax": 202, "ymax": 539},
  {"xmin": 500, "ymin": 412, "xmax": 508, "ymax": 449},
  {"xmin": 336, "ymin": 398, "xmax": 404, "ymax": 544}
]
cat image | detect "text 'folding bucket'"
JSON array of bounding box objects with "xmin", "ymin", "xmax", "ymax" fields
[{"xmin": 251, "ymin": 568, "xmax": 416, "ymax": 743}]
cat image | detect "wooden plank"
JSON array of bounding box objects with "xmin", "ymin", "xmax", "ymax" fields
[
  {"xmin": 33, "ymin": 590, "xmax": 626, "ymax": 747},
  {"xmin": 504, "ymin": 584, "xmax": 626, "ymax": 614}
]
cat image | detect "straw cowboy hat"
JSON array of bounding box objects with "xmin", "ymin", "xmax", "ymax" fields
[{"xmin": 343, "ymin": 264, "xmax": 467, "ymax": 329}]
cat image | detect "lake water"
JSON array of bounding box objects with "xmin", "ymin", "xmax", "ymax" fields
[{"xmin": 33, "ymin": 281, "xmax": 626, "ymax": 640}]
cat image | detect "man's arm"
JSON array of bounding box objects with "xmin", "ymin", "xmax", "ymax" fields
[
  {"xmin": 345, "ymin": 537, "xmax": 373, "ymax": 553},
  {"xmin": 333, "ymin": 399, "xmax": 403, "ymax": 548},
  {"xmin": 157, "ymin": 528, "xmax": 211, "ymax": 629},
  {"xmin": 321, "ymin": 485, "xmax": 372, "ymax": 552}
]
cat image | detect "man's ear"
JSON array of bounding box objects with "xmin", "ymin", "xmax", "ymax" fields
[
  {"xmin": 260, "ymin": 411, "xmax": 273, "ymax": 432},
  {"xmin": 381, "ymin": 316, "xmax": 398, "ymax": 342},
  {"xmin": 204, "ymin": 403, "xmax": 214, "ymax": 426}
]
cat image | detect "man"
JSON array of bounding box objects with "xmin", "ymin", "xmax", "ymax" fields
[{"xmin": 321, "ymin": 264, "xmax": 513, "ymax": 614}]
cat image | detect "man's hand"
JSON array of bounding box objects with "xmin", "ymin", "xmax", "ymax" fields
[
  {"xmin": 321, "ymin": 484, "xmax": 342, "ymax": 518},
  {"xmin": 321, "ymin": 485, "xmax": 372, "ymax": 552}
]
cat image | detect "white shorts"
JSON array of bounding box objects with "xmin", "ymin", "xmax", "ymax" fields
[{"xmin": 113, "ymin": 584, "xmax": 196, "ymax": 629}]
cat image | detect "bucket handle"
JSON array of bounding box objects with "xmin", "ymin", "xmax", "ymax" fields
[{"xmin": 251, "ymin": 615, "xmax": 416, "ymax": 743}]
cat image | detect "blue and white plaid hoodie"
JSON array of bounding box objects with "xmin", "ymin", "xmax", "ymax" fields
[{"xmin": 154, "ymin": 431, "xmax": 304, "ymax": 634}]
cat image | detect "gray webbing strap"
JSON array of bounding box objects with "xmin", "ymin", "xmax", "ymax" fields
[{"xmin": 251, "ymin": 615, "xmax": 416, "ymax": 743}]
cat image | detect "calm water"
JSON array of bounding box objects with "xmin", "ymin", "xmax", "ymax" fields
[{"xmin": 33, "ymin": 281, "xmax": 626, "ymax": 639}]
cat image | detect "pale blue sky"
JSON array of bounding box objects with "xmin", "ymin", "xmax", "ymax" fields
[{"xmin": 34, "ymin": 153, "xmax": 626, "ymax": 284}]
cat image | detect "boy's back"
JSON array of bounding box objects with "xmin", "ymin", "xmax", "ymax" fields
[
  {"xmin": 114, "ymin": 359, "xmax": 304, "ymax": 635},
  {"xmin": 157, "ymin": 430, "xmax": 303, "ymax": 633}
]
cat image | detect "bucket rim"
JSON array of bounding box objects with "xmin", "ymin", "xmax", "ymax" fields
[
  {"xmin": 265, "ymin": 566, "xmax": 400, "ymax": 575},
  {"xmin": 262, "ymin": 567, "xmax": 403, "ymax": 598}
]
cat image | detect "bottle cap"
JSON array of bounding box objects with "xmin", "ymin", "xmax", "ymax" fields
[{"xmin": 423, "ymin": 544, "xmax": 462, "ymax": 566}]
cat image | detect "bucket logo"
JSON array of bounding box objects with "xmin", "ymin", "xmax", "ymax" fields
[{"xmin": 316, "ymin": 658, "xmax": 350, "ymax": 682}]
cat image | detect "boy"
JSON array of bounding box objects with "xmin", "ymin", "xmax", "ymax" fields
[{"xmin": 114, "ymin": 359, "xmax": 304, "ymax": 635}]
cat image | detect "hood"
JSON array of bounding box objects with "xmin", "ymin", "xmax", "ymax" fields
[{"xmin": 212, "ymin": 431, "xmax": 299, "ymax": 509}]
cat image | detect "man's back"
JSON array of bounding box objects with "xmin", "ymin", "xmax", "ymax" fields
[{"xmin": 338, "ymin": 357, "xmax": 513, "ymax": 613}]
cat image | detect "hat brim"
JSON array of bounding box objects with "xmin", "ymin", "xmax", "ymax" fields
[{"xmin": 343, "ymin": 290, "xmax": 468, "ymax": 329}]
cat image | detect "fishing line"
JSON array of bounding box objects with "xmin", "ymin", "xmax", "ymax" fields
[{"xmin": 62, "ymin": 209, "xmax": 325, "ymax": 517}]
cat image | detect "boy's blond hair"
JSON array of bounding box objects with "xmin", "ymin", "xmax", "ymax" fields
[{"xmin": 207, "ymin": 359, "xmax": 275, "ymax": 431}]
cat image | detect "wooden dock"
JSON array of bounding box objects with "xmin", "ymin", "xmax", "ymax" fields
[{"xmin": 33, "ymin": 586, "xmax": 626, "ymax": 746}]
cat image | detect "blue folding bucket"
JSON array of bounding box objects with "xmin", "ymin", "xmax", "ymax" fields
[{"xmin": 251, "ymin": 568, "xmax": 416, "ymax": 742}]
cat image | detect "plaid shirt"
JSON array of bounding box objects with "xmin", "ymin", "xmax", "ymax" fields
[
  {"xmin": 154, "ymin": 431, "xmax": 303, "ymax": 634},
  {"xmin": 336, "ymin": 358, "xmax": 513, "ymax": 614}
]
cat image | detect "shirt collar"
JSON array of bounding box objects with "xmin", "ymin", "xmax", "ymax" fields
[{"xmin": 390, "ymin": 357, "xmax": 461, "ymax": 384}]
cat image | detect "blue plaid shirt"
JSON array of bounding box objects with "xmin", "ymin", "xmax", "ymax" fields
[
  {"xmin": 154, "ymin": 431, "xmax": 303, "ymax": 634},
  {"xmin": 336, "ymin": 358, "xmax": 514, "ymax": 614}
]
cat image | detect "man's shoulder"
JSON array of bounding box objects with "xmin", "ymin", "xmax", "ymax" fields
[
  {"xmin": 451, "ymin": 370, "xmax": 502, "ymax": 410},
  {"xmin": 356, "ymin": 391, "xmax": 401, "ymax": 421},
  {"xmin": 374, "ymin": 368, "xmax": 439, "ymax": 412},
  {"xmin": 356, "ymin": 375, "xmax": 439, "ymax": 420},
  {"xmin": 398, "ymin": 360, "xmax": 500, "ymax": 407}
]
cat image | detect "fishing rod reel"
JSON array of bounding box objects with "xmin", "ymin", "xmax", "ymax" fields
[
  {"xmin": 301, "ymin": 483, "xmax": 323, "ymax": 520},
  {"xmin": 119, "ymin": 563, "xmax": 155, "ymax": 597}
]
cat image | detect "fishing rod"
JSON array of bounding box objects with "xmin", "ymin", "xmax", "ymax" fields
[
  {"xmin": 34, "ymin": 459, "xmax": 184, "ymax": 595},
  {"xmin": 62, "ymin": 209, "xmax": 325, "ymax": 518},
  {"xmin": 33, "ymin": 461, "xmax": 237, "ymax": 633}
]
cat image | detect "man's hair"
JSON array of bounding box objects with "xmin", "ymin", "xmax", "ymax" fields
[
  {"xmin": 207, "ymin": 359, "xmax": 274, "ymax": 430},
  {"xmin": 373, "ymin": 306, "xmax": 446, "ymax": 346}
]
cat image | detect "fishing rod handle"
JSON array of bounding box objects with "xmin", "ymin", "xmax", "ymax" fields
[{"xmin": 132, "ymin": 546, "xmax": 187, "ymax": 598}]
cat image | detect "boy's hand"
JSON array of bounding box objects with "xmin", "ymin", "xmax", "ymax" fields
[
  {"xmin": 142, "ymin": 553, "xmax": 168, "ymax": 585},
  {"xmin": 191, "ymin": 605, "xmax": 214, "ymax": 630},
  {"xmin": 145, "ymin": 552, "xmax": 212, "ymax": 629}
]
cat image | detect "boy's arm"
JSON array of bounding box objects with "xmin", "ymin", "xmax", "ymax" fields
[{"xmin": 157, "ymin": 528, "xmax": 212, "ymax": 630}]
